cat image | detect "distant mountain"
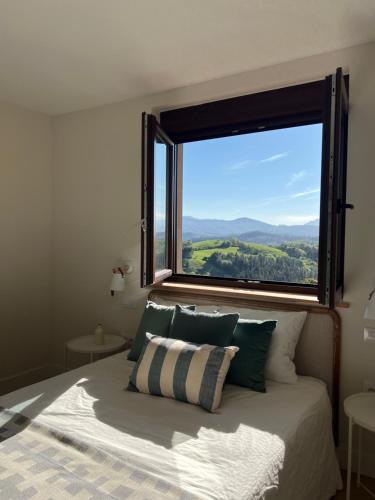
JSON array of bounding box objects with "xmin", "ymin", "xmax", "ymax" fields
[
  {"xmin": 180, "ymin": 216, "xmax": 319, "ymax": 241},
  {"xmin": 234, "ymin": 231, "xmax": 318, "ymax": 245},
  {"xmin": 304, "ymin": 218, "xmax": 319, "ymax": 226},
  {"xmin": 181, "ymin": 216, "xmax": 273, "ymax": 237}
]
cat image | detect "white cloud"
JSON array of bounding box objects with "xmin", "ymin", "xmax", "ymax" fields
[
  {"xmin": 260, "ymin": 152, "xmax": 289, "ymax": 163},
  {"xmin": 251, "ymin": 188, "xmax": 319, "ymax": 207},
  {"xmin": 286, "ymin": 170, "xmax": 306, "ymax": 187},
  {"xmin": 227, "ymin": 159, "xmax": 253, "ymax": 171},
  {"xmin": 291, "ymin": 188, "xmax": 320, "ymax": 199},
  {"xmin": 227, "ymin": 151, "xmax": 289, "ymax": 171},
  {"xmin": 277, "ymin": 215, "xmax": 319, "ymax": 225},
  {"xmin": 303, "ymin": 195, "xmax": 320, "ymax": 201}
]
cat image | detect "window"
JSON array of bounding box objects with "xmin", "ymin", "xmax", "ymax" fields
[
  {"xmin": 180, "ymin": 125, "xmax": 322, "ymax": 286},
  {"xmin": 141, "ymin": 68, "xmax": 351, "ymax": 307},
  {"xmin": 141, "ymin": 115, "xmax": 174, "ymax": 285}
]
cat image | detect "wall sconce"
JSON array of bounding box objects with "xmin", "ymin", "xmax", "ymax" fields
[{"xmin": 110, "ymin": 260, "xmax": 133, "ymax": 296}]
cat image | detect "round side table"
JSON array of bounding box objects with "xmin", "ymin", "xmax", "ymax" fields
[
  {"xmin": 64, "ymin": 334, "xmax": 128, "ymax": 371},
  {"xmin": 344, "ymin": 392, "xmax": 375, "ymax": 500}
]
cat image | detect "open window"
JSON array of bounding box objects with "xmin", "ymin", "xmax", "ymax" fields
[
  {"xmin": 141, "ymin": 113, "xmax": 175, "ymax": 286},
  {"xmin": 318, "ymin": 68, "xmax": 351, "ymax": 307},
  {"xmin": 141, "ymin": 68, "xmax": 350, "ymax": 307}
]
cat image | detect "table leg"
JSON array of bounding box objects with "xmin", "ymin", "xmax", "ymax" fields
[
  {"xmin": 346, "ymin": 417, "xmax": 353, "ymax": 500},
  {"xmin": 357, "ymin": 426, "xmax": 362, "ymax": 488}
]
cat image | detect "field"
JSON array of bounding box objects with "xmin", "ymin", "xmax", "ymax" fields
[
  {"xmin": 182, "ymin": 238, "xmax": 318, "ymax": 284},
  {"xmin": 192, "ymin": 245, "xmax": 239, "ymax": 267}
]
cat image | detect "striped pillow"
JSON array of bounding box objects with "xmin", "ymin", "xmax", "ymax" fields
[{"xmin": 127, "ymin": 333, "xmax": 239, "ymax": 412}]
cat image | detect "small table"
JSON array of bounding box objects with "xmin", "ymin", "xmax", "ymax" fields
[
  {"xmin": 344, "ymin": 392, "xmax": 375, "ymax": 500},
  {"xmin": 64, "ymin": 334, "xmax": 128, "ymax": 371}
]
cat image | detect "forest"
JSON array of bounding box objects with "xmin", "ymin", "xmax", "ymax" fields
[{"xmin": 181, "ymin": 238, "xmax": 318, "ymax": 284}]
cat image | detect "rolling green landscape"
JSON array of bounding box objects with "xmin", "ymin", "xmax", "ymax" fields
[
  {"xmin": 156, "ymin": 216, "xmax": 320, "ymax": 284},
  {"xmin": 182, "ymin": 238, "xmax": 318, "ymax": 284}
]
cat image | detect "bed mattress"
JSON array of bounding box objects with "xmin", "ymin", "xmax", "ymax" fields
[{"xmin": 0, "ymin": 351, "xmax": 341, "ymax": 499}]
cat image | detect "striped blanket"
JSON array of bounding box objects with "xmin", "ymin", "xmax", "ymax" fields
[{"xmin": 0, "ymin": 406, "xmax": 197, "ymax": 499}]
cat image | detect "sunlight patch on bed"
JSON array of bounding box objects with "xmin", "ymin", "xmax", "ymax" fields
[{"xmin": 0, "ymin": 394, "xmax": 44, "ymax": 425}]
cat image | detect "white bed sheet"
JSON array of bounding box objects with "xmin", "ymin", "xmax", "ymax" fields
[{"xmin": 0, "ymin": 352, "xmax": 342, "ymax": 500}]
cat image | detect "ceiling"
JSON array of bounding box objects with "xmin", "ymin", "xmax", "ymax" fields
[{"xmin": 0, "ymin": 0, "xmax": 374, "ymax": 115}]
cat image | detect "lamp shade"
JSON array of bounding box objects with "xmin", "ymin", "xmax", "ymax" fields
[
  {"xmin": 364, "ymin": 289, "xmax": 375, "ymax": 320},
  {"xmin": 110, "ymin": 272, "xmax": 126, "ymax": 293}
]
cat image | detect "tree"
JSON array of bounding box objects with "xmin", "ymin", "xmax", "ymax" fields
[
  {"xmin": 220, "ymin": 240, "xmax": 232, "ymax": 248},
  {"xmin": 182, "ymin": 240, "xmax": 193, "ymax": 259},
  {"xmin": 199, "ymin": 251, "xmax": 318, "ymax": 283}
]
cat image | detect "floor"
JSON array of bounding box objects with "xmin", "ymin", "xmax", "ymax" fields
[{"xmin": 334, "ymin": 473, "xmax": 375, "ymax": 499}]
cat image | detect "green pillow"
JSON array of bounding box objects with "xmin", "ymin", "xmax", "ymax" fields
[
  {"xmin": 128, "ymin": 301, "xmax": 195, "ymax": 361},
  {"xmin": 169, "ymin": 305, "xmax": 239, "ymax": 347},
  {"xmin": 227, "ymin": 319, "xmax": 277, "ymax": 392}
]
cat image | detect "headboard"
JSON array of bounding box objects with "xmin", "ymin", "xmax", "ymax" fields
[{"xmin": 149, "ymin": 287, "xmax": 341, "ymax": 443}]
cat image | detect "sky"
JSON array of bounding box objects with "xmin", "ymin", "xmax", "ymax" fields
[{"xmin": 182, "ymin": 123, "xmax": 322, "ymax": 226}]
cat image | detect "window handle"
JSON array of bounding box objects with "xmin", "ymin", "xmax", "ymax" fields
[
  {"xmin": 337, "ymin": 200, "xmax": 354, "ymax": 213},
  {"xmin": 343, "ymin": 202, "xmax": 354, "ymax": 210}
]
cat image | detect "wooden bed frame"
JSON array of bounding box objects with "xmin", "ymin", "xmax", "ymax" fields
[{"xmin": 149, "ymin": 286, "xmax": 341, "ymax": 444}]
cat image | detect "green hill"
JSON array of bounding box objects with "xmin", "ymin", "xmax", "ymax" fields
[{"xmin": 182, "ymin": 238, "xmax": 318, "ymax": 284}]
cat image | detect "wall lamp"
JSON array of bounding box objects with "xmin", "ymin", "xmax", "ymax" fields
[
  {"xmin": 110, "ymin": 260, "xmax": 133, "ymax": 296},
  {"xmin": 364, "ymin": 288, "xmax": 375, "ymax": 343}
]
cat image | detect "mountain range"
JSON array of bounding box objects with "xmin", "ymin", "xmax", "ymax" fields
[{"xmin": 180, "ymin": 216, "xmax": 319, "ymax": 244}]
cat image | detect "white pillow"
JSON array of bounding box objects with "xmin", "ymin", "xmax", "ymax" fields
[
  {"xmin": 219, "ymin": 306, "xmax": 307, "ymax": 384},
  {"xmin": 195, "ymin": 304, "xmax": 222, "ymax": 314}
]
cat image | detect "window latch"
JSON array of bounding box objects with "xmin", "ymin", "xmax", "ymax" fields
[
  {"xmin": 337, "ymin": 200, "xmax": 354, "ymax": 212},
  {"xmin": 343, "ymin": 202, "xmax": 354, "ymax": 210}
]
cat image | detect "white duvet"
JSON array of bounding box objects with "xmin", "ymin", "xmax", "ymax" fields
[{"xmin": 0, "ymin": 352, "xmax": 342, "ymax": 499}]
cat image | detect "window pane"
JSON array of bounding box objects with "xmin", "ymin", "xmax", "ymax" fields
[
  {"xmin": 154, "ymin": 139, "xmax": 167, "ymax": 272},
  {"xmin": 181, "ymin": 124, "xmax": 322, "ymax": 285}
]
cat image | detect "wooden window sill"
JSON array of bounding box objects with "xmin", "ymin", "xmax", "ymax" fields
[{"xmin": 152, "ymin": 281, "xmax": 349, "ymax": 309}]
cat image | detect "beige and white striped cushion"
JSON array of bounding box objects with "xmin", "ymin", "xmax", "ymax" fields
[{"xmin": 127, "ymin": 333, "xmax": 238, "ymax": 412}]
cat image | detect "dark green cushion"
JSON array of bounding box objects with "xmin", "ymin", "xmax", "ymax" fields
[
  {"xmin": 128, "ymin": 301, "xmax": 195, "ymax": 361},
  {"xmin": 227, "ymin": 319, "xmax": 277, "ymax": 392},
  {"xmin": 169, "ymin": 305, "xmax": 239, "ymax": 347}
]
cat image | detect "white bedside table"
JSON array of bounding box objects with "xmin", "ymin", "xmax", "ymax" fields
[
  {"xmin": 344, "ymin": 392, "xmax": 375, "ymax": 500},
  {"xmin": 64, "ymin": 334, "xmax": 129, "ymax": 371}
]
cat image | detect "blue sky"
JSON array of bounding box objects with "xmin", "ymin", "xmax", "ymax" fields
[
  {"xmin": 182, "ymin": 123, "xmax": 322, "ymax": 226},
  {"xmin": 155, "ymin": 142, "xmax": 167, "ymax": 230}
]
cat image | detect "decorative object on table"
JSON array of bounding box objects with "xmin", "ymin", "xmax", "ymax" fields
[
  {"xmin": 110, "ymin": 260, "xmax": 133, "ymax": 296},
  {"xmin": 364, "ymin": 288, "xmax": 375, "ymax": 343},
  {"xmin": 344, "ymin": 392, "xmax": 375, "ymax": 500},
  {"xmin": 94, "ymin": 323, "xmax": 105, "ymax": 345},
  {"xmin": 64, "ymin": 334, "xmax": 129, "ymax": 371}
]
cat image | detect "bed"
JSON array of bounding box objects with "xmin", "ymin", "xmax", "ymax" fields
[{"xmin": 0, "ymin": 290, "xmax": 342, "ymax": 499}]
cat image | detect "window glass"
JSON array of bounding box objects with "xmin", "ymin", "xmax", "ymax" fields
[
  {"xmin": 154, "ymin": 139, "xmax": 168, "ymax": 272},
  {"xmin": 181, "ymin": 124, "xmax": 322, "ymax": 285}
]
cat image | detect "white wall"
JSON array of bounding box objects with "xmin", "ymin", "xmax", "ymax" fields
[
  {"xmin": 51, "ymin": 42, "xmax": 375, "ymax": 472},
  {"xmin": 0, "ymin": 101, "xmax": 52, "ymax": 392}
]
